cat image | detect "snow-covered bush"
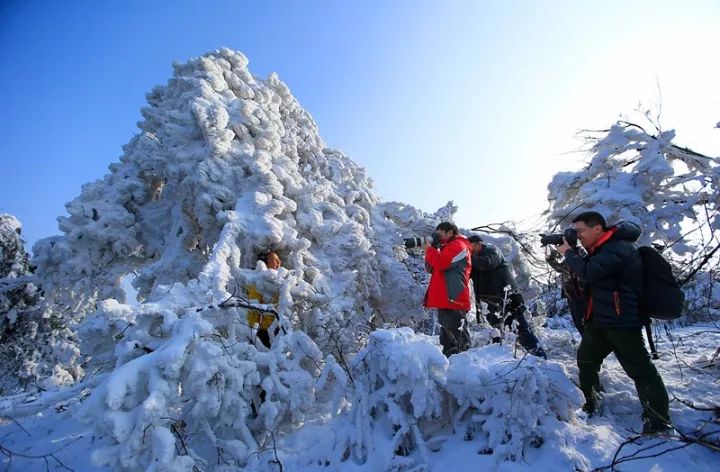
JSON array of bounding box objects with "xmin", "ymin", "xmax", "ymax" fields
[
  {"xmin": 315, "ymin": 328, "xmax": 448, "ymax": 470},
  {"xmin": 80, "ymin": 288, "xmax": 323, "ymax": 470},
  {"xmin": 678, "ymin": 271, "xmax": 720, "ymax": 324},
  {"xmin": 309, "ymin": 328, "xmax": 587, "ymax": 471},
  {"xmin": 445, "ymin": 347, "xmax": 585, "ymax": 467}
]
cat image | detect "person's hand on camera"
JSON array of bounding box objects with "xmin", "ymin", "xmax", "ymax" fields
[
  {"xmin": 430, "ymin": 232, "xmax": 442, "ymax": 248},
  {"xmin": 557, "ymin": 237, "xmax": 572, "ymax": 255}
]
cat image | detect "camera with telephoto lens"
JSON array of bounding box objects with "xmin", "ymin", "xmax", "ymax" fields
[
  {"xmin": 540, "ymin": 228, "xmax": 578, "ymax": 247},
  {"xmin": 404, "ymin": 234, "xmax": 438, "ymax": 249}
]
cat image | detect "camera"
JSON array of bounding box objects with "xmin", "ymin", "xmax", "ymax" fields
[
  {"xmin": 404, "ymin": 236, "xmax": 435, "ymax": 249},
  {"xmin": 540, "ymin": 228, "xmax": 578, "ymax": 247}
]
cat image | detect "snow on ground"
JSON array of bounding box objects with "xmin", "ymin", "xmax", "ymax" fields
[{"xmin": 1, "ymin": 321, "xmax": 718, "ymax": 471}]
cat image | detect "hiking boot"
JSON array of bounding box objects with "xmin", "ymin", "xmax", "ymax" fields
[
  {"xmin": 582, "ymin": 402, "xmax": 597, "ymax": 417},
  {"xmin": 642, "ymin": 421, "xmax": 672, "ymax": 435},
  {"xmin": 529, "ymin": 346, "xmax": 547, "ymax": 359},
  {"xmin": 582, "ymin": 390, "xmax": 603, "ymax": 417}
]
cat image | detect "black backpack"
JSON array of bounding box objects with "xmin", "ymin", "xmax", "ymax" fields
[{"xmin": 638, "ymin": 246, "xmax": 685, "ymax": 321}]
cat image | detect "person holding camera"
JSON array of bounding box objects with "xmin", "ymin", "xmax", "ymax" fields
[
  {"xmin": 546, "ymin": 247, "xmax": 586, "ymax": 335},
  {"xmin": 467, "ymin": 235, "xmax": 547, "ymax": 359},
  {"xmin": 423, "ymin": 222, "xmax": 473, "ymax": 357},
  {"xmin": 557, "ymin": 211, "xmax": 671, "ymax": 434}
]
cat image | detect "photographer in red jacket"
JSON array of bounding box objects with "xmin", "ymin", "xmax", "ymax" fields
[{"xmin": 423, "ymin": 222, "xmax": 473, "ymax": 356}]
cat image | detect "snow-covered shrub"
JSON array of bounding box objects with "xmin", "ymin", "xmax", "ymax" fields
[
  {"xmin": 680, "ymin": 271, "xmax": 720, "ymax": 324},
  {"xmin": 313, "ymin": 328, "xmax": 448, "ymax": 470},
  {"xmin": 445, "ymin": 346, "xmax": 584, "ymax": 467},
  {"xmin": 310, "ymin": 328, "xmax": 586, "ymax": 470},
  {"xmin": 81, "ymin": 293, "xmax": 323, "ymax": 471}
]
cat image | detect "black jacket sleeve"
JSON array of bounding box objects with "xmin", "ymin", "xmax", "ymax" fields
[
  {"xmin": 563, "ymin": 243, "xmax": 631, "ymax": 284},
  {"xmin": 472, "ymin": 245, "xmax": 504, "ymax": 272}
]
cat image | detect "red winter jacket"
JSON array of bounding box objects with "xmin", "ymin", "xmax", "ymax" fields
[{"xmin": 423, "ymin": 235, "xmax": 472, "ymax": 311}]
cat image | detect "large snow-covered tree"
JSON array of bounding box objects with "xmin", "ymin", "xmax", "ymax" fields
[{"xmin": 25, "ymin": 48, "xmax": 469, "ymax": 469}]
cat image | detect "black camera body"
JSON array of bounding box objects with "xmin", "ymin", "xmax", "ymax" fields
[{"xmin": 540, "ymin": 228, "xmax": 578, "ymax": 247}]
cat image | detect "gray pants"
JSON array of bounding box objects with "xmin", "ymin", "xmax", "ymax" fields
[{"xmin": 437, "ymin": 309, "xmax": 471, "ymax": 357}]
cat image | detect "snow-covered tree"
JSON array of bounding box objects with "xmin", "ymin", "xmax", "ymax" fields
[
  {"xmin": 0, "ymin": 214, "xmax": 80, "ymax": 393},
  {"xmin": 24, "ymin": 48, "xmax": 462, "ymax": 469}
]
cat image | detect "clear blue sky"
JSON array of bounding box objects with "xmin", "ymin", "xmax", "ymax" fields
[{"xmin": 2, "ymin": 0, "xmax": 719, "ymax": 247}]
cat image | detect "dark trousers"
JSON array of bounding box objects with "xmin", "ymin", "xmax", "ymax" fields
[
  {"xmin": 437, "ymin": 309, "xmax": 470, "ymax": 357},
  {"xmin": 480, "ymin": 297, "xmax": 544, "ymax": 357},
  {"xmin": 567, "ymin": 297, "xmax": 586, "ymax": 335},
  {"xmin": 578, "ymin": 321, "xmax": 670, "ymax": 428}
]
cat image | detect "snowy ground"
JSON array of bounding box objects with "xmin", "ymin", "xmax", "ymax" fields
[{"xmin": 1, "ymin": 321, "xmax": 718, "ymax": 471}]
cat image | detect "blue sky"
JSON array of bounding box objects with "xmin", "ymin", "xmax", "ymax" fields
[{"xmin": 2, "ymin": 0, "xmax": 719, "ymax": 247}]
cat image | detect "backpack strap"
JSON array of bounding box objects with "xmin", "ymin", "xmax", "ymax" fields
[{"xmin": 645, "ymin": 322, "xmax": 659, "ymax": 360}]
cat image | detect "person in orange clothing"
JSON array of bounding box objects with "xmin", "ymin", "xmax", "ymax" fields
[
  {"xmin": 246, "ymin": 250, "xmax": 282, "ymax": 348},
  {"xmin": 423, "ymin": 222, "xmax": 473, "ymax": 356}
]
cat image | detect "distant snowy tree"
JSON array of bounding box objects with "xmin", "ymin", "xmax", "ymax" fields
[{"xmin": 0, "ymin": 214, "xmax": 80, "ymax": 393}]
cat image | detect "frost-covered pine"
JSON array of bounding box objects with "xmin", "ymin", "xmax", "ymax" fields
[
  {"xmin": 29, "ymin": 48, "xmax": 454, "ymax": 469},
  {"xmin": 31, "ymin": 48, "xmax": 431, "ymax": 348},
  {"xmin": 0, "ymin": 214, "xmax": 80, "ymax": 392}
]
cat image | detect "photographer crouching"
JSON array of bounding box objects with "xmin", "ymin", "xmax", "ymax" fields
[
  {"xmin": 409, "ymin": 222, "xmax": 473, "ymax": 357},
  {"xmin": 468, "ymin": 235, "xmax": 547, "ymax": 359}
]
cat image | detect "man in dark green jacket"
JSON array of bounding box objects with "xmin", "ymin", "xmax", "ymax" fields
[{"xmin": 558, "ymin": 211, "xmax": 671, "ymax": 434}]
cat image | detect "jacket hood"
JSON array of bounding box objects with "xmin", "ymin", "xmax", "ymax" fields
[{"xmin": 611, "ymin": 220, "xmax": 641, "ymax": 242}]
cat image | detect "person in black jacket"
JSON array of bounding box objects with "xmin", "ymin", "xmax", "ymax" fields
[
  {"xmin": 546, "ymin": 247, "xmax": 586, "ymax": 334},
  {"xmin": 558, "ymin": 211, "xmax": 671, "ymax": 434},
  {"xmin": 468, "ymin": 235, "xmax": 546, "ymax": 359}
]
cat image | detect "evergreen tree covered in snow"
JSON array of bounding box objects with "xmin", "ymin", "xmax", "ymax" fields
[
  {"xmin": 25, "ymin": 48, "xmax": 461, "ymax": 469},
  {"xmin": 0, "ymin": 214, "xmax": 79, "ymax": 392},
  {"xmin": 31, "ymin": 48, "xmax": 434, "ymax": 347}
]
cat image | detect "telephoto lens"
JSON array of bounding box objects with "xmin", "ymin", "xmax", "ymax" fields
[
  {"xmin": 404, "ymin": 236, "xmax": 433, "ymax": 249},
  {"xmin": 539, "ymin": 233, "xmax": 564, "ymax": 246},
  {"xmin": 539, "ymin": 228, "xmax": 578, "ymax": 247}
]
